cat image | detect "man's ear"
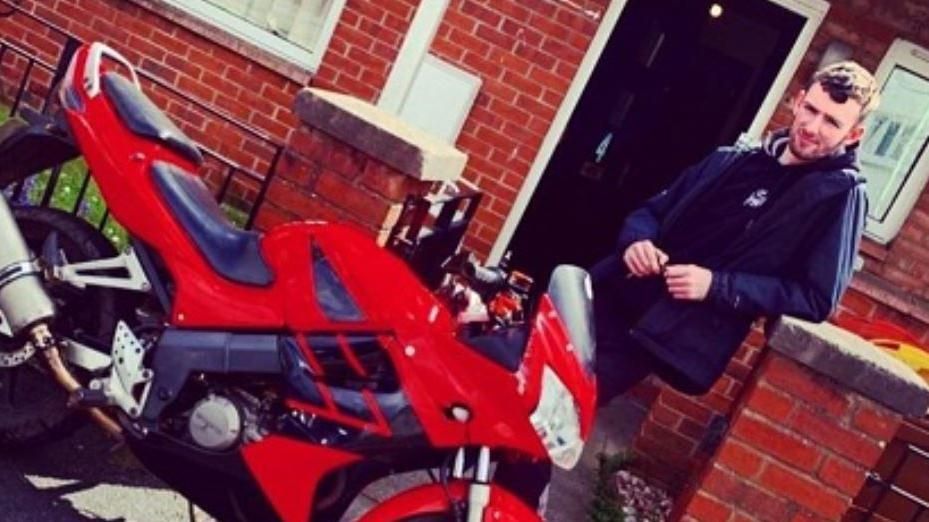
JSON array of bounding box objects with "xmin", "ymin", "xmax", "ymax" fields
[
  {"xmin": 845, "ymin": 124, "xmax": 865, "ymax": 147},
  {"xmin": 791, "ymin": 89, "xmax": 807, "ymax": 114}
]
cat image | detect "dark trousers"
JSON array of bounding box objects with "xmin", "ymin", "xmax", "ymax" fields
[{"xmin": 495, "ymin": 256, "xmax": 673, "ymax": 509}]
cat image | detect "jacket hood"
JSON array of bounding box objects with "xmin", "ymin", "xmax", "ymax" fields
[{"xmin": 761, "ymin": 128, "xmax": 865, "ymax": 184}]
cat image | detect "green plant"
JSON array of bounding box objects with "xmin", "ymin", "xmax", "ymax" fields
[
  {"xmin": 221, "ymin": 202, "xmax": 249, "ymax": 228},
  {"xmin": 589, "ymin": 451, "xmax": 634, "ymax": 522},
  {"xmin": 18, "ymin": 160, "xmax": 131, "ymax": 251}
]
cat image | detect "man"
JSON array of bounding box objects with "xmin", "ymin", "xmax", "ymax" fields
[{"xmin": 497, "ymin": 60, "xmax": 880, "ymax": 511}]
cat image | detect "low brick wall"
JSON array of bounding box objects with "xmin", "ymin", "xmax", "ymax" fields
[
  {"xmin": 255, "ymin": 88, "xmax": 467, "ymax": 242},
  {"xmin": 671, "ymin": 318, "xmax": 929, "ymax": 522}
]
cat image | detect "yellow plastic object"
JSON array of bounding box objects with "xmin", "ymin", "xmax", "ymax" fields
[{"xmin": 873, "ymin": 339, "xmax": 929, "ymax": 382}]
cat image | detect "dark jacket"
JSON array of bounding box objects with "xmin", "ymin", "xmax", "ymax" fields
[{"xmin": 614, "ymin": 130, "xmax": 867, "ymax": 393}]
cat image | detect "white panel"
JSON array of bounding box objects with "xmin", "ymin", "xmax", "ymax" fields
[
  {"xmin": 379, "ymin": 0, "xmax": 450, "ymax": 113},
  {"xmin": 398, "ymin": 54, "xmax": 481, "ymax": 144}
]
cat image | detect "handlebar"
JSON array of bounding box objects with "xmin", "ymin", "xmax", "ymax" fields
[{"xmin": 465, "ymin": 264, "xmax": 507, "ymax": 288}]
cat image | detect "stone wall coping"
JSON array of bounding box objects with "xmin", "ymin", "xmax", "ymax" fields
[
  {"xmin": 294, "ymin": 88, "xmax": 467, "ymax": 182},
  {"xmin": 768, "ymin": 317, "xmax": 929, "ymax": 417}
]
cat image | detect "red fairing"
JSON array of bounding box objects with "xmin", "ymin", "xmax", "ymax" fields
[
  {"xmin": 357, "ymin": 481, "xmax": 542, "ymax": 522},
  {"xmin": 242, "ymin": 435, "xmax": 360, "ymax": 522},
  {"xmin": 523, "ymin": 296, "xmax": 598, "ymax": 438}
]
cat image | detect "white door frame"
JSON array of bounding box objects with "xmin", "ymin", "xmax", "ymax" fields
[{"xmin": 488, "ymin": 0, "xmax": 830, "ymax": 263}]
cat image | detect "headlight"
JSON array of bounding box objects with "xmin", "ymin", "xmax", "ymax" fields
[{"xmin": 529, "ymin": 365, "xmax": 584, "ymax": 470}]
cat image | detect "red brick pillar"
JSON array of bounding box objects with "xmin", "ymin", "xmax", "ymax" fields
[
  {"xmin": 255, "ymin": 88, "xmax": 467, "ymax": 241},
  {"xmin": 675, "ymin": 318, "xmax": 929, "ymax": 522}
]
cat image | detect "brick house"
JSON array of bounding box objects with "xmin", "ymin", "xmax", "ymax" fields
[{"xmin": 3, "ymin": 0, "xmax": 929, "ymax": 520}]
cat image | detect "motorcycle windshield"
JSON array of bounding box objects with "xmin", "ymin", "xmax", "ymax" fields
[{"xmin": 545, "ymin": 265, "xmax": 595, "ymax": 374}]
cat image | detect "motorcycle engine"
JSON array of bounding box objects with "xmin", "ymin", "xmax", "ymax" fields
[{"xmin": 187, "ymin": 394, "xmax": 243, "ymax": 451}]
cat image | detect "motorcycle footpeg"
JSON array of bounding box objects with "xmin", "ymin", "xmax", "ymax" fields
[{"xmin": 69, "ymin": 387, "xmax": 110, "ymax": 408}]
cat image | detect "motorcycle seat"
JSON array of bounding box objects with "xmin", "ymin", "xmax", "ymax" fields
[
  {"xmin": 151, "ymin": 161, "xmax": 273, "ymax": 287},
  {"xmin": 102, "ymin": 73, "xmax": 204, "ymax": 165}
]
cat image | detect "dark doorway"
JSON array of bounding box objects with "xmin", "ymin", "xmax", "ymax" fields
[{"xmin": 507, "ymin": 0, "xmax": 805, "ymax": 282}]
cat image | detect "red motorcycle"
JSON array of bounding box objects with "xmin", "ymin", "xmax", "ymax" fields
[{"xmin": 0, "ymin": 42, "xmax": 596, "ymax": 521}]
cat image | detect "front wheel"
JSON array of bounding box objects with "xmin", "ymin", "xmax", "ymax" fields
[
  {"xmin": 0, "ymin": 206, "xmax": 119, "ymax": 447},
  {"xmin": 358, "ymin": 481, "xmax": 541, "ymax": 522}
]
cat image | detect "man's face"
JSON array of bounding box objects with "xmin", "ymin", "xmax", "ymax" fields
[{"xmin": 787, "ymin": 82, "xmax": 865, "ymax": 162}]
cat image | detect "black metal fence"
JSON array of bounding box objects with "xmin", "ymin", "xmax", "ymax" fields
[
  {"xmin": 0, "ymin": 0, "xmax": 284, "ymax": 243},
  {"xmin": 847, "ymin": 421, "xmax": 929, "ymax": 522}
]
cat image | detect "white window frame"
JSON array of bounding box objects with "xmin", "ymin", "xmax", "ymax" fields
[
  {"xmin": 160, "ymin": 0, "xmax": 347, "ymax": 73},
  {"xmin": 864, "ymin": 39, "xmax": 929, "ymax": 244}
]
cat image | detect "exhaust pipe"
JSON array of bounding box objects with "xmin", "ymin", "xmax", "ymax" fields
[
  {"xmin": 30, "ymin": 324, "xmax": 123, "ymax": 439},
  {"xmin": 0, "ymin": 194, "xmax": 55, "ymax": 334},
  {"xmin": 0, "ymin": 194, "xmax": 122, "ymax": 439}
]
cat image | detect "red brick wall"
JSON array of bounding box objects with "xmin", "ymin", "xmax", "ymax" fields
[
  {"xmin": 429, "ymin": 0, "xmax": 608, "ymax": 254},
  {"xmin": 24, "ymin": 0, "xmax": 300, "ymax": 144},
  {"xmin": 677, "ymin": 353, "xmax": 903, "ymax": 522},
  {"xmin": 311, "ymin": 0, "xmax": 418, "ymax": 102},
  {"xmin": 0, "ymin": 0, "xmax": 307, "ymax": 210}
]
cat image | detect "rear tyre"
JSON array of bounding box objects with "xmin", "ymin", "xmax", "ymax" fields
[{"xmin": 0, "ymin": 206, "xmax": 119, "ymax": 448}]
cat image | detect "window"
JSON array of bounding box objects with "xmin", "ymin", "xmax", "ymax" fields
[
  {"xmin": 862, "ymin": 39, "xmax": 929, "ymax": 243},
  {"xmin": 161, "ymin": 0, "xmax": 347, "ymax": 72}
]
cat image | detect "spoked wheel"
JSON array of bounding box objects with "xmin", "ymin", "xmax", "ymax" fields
[{"xmin": 0, "ymin": 206, "xmax": 119, "ymax": 447}]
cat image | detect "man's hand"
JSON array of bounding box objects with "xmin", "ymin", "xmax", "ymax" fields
[
  {"xmin": 623, "ymin": 240, "xmax": 670, "ymax": 277},
  {"xmin": 664, "ymin": 264, "xmax": 713, "ymax": 301}
]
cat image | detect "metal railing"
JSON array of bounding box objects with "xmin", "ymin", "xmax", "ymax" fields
[
  {"xmin": 847, "ymin": 422, "xmax": 929, "ymax": 522},
  {"xmin": 0, "ymin": 0, "xmax": 285, "ymax": 237}
]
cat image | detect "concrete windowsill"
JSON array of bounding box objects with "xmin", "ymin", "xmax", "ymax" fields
[
  {"xmin": 126, "ymin": 0, "xmax": 313, "ymax": 85},
  {"xmin": 294, "ymin": 88, "xmax": 467, "ymax": 183}
]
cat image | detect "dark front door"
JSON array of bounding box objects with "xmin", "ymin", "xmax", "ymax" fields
[{"xmin": 507, "ymin": 0, "xmax": 805, "ymax": 282}]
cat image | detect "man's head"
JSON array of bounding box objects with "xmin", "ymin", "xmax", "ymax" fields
[{"xmin": 785, "ymin": 61, "xmax": 880, "ymax": 163}]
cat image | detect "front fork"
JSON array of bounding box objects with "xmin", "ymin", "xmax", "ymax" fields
[
  {"xmin": 452, "ymin": 446, "xmax": 493, "ymax": 522},
  {"xmin": 0, "ymin": 193, "xmax": 122, "ymax": 438}
]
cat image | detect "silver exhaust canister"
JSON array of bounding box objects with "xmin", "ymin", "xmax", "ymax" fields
[{"xmin": 0, "ymin": 194, "xmax": 55, "ymax": 335}]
